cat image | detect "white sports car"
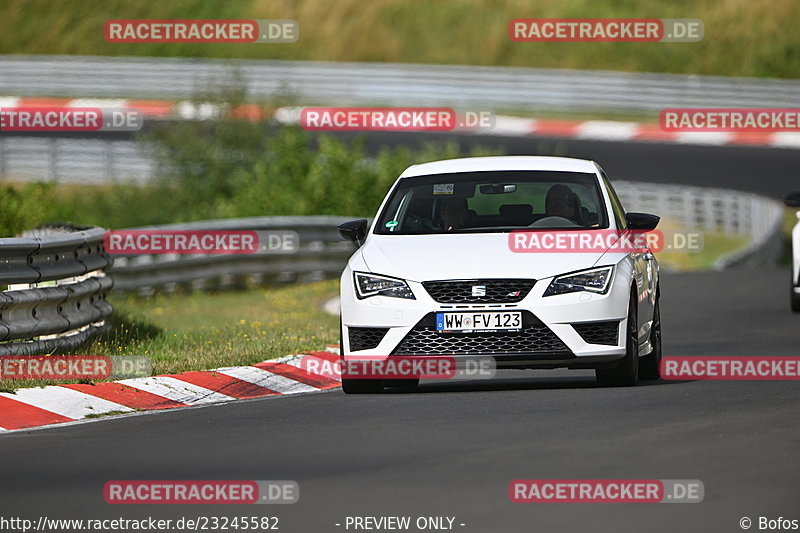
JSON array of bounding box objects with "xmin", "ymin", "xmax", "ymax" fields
[
  {"xmin": 784, "ymin": 192, "xmax": 800, "ymax": 312},
  {"xmin": 338, "ymin": 156, "xmax": 661, "ymax": 393}
]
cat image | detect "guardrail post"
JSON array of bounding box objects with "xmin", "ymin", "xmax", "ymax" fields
[
  {"xmin": 48, "ymin": 138, "xmax": 58, "ymax": 182},
  {"xmin": 105, "ymin": 139, "xmax": 116, "ymax": 183},
  {"xmin": 0, "ymin": 137, "xmax": 6, "ymax": 178}
]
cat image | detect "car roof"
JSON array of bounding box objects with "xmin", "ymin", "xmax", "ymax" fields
[{"xmin": 398, "ymin": 156, "xmax": 598, "ymax": 178}]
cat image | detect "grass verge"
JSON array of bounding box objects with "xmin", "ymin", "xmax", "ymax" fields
[
  {"xmin": 654, "ymin": 218, "xmax": 750, "ymax": 272},
  {"xmin": 0, "ymin": 279, "xmax": 340, "ymax": 392},
  {"xmin": 655, "ymin": 231, "xmax": 750, "ymax": 271}
]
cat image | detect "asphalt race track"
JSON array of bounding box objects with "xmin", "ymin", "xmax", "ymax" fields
[
  {"xmin": 0, "ymin": 138, "xmax": 798, "ymax": 532},
  {"xmin": 347, "ymin": 131, "xmax": 800, "ymax": 198}
]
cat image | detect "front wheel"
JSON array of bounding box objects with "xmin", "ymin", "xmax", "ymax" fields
[
  {"xmin": 596, "ymin": 292, "xmax": 639, "ymax": 387},
  {"xmin": 384, "ymin": 378, "xmax": 420, "ymax": 389},
  {"xmin": 639, "ymin": 295, "xmax": 662, "ymax": 380},
  {"xmin": 341, "ymin": 378, "xmax": 384, "ymax": 394},
  {"xmin": 791, "ymin": 281, "xmax": 800, "ymax": 313}
]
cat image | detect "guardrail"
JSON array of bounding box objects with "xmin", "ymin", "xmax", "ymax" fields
[
  {"xmin": 0, "ymin": 137, "xmax": 154, "ymax": 184},
  {"xmin": 1, "ymin": 55, "xmax": 799, "ymax": 112},
  {"xmin": 613, "ymin": 181, "xmax": 784, "ymax": 269},
  {"xmin": 109, "ymin": 217, "xmax": 357, "ymax": 295},
  {"xmin": 0, "ymin": 226, "xmax": 113, "ymax": 355}
]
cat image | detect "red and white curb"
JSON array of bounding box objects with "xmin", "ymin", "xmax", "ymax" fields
[
  {"xmin": 0, "ymin": 346, "xmax": 341, "ymax": 432},
  {"xmin": 2, "ymin": 96, "xmax": 800, "ymax": 150}
]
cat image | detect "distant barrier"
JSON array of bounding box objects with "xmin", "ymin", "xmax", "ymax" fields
[
  {"xmin": 613, "ymin": 181, "xmax": 784, "ymax": 269},
  {"xmin": 2, "ymin": 55, "xmax": 798, "ymax": 112},
  {"xmin": 108, "ymin": 217, "xmax": 356, "ymax": 295}
]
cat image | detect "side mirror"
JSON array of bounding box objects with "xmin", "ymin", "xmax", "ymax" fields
[
  {"xmin": 625, "ymin": 212, "xmax": 660, "ymax": 231},
  {"xmin": 338, "ymin": 219, "xmax": 368, "ymax": 248},
  {"xmin": 783, "ymin": 192, "xmax": 800, "ymax": 208}
]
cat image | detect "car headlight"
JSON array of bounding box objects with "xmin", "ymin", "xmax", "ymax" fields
[
  {"xmin": 354, "ymin": 272, "xmax": 416, "ymax": 300},
  {"xmin": 543, "ymin": 266, "xmax": 614, "ymax": 297}
]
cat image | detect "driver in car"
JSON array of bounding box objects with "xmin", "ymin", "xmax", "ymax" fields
[
  {"xmin": 440, "ymin": 197, "xmax": 469, "ymax": 231},
  {"xmin": 545, "ymin": 184, "xmax": 579, "ymax": 224}
]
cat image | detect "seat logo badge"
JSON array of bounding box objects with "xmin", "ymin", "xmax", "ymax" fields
[{"xmin": 472, "ymin": 285, "xmax": 486, "ymax": 297}]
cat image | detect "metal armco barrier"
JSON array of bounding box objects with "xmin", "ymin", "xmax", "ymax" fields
[
  {"xmin": 0, "ymin": 137, "xmax": 155, "ymax": 184},
  {"xmin": 0, "ymin": 227, "xmax": 113, "ymax": 355},
  {"xmin": 613, "ymin": 181, "xmax": 784, "ymax": 270},
  {"xmin": 108, "ymin": 217, "xmax": 357, "ymax": 294},
  {"xmin": 1, "ymin": 55, "xmax": 798, "ymax": 112}
]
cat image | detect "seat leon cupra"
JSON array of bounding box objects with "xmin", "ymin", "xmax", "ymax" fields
[{"xmin": 337, "ymin": 156, "xmax": 661, "ymax": 393}]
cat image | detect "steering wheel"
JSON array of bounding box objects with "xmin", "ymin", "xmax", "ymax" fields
[
  {"xmin": 407, "ymin": 213, "xmax": 437, "ymax": 231},
  {"xmin": 528, "ymin": 216, "xmax": 580, "ymax": 228}
]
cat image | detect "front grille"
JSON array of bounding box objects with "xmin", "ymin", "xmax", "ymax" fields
[
  {"xmin": 392, "ymin": 312, "xmax": 569, "ymax": 355},
  {"xmin": 572, "ymin": 321, "xmax": 619, "ymax": 345},
  {"xmin": 422, "ymin": 279, "xmax": 536, "ymax": 303},
  {"xmin": 348, "ymin": 327, "xmax": 389, "ymax": 351}
]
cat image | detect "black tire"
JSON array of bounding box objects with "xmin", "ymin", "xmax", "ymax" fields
[
  {"xmin": 384, "ymin": 378, "xmax": 420, "ymax": 389},
  {"xmin": 341, "ymin": 378, "xmax": 384, "ymax": 394},
  {"xmin": 639, "ymin": 294, "xmax": 662, "ymax": 380},
  {"xmin": 596, "ymin": 292, "xmax": 639, "ymax": 387},
  {"xmin": 792, "ymin": 282, "xmax": 800, "ymax": 313}
]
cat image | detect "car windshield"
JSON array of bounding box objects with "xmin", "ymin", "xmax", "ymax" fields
[{"xmin": 375, "ymin": 170, "xmax": 608, "ymax": 234}]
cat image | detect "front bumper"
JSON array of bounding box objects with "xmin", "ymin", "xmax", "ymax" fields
[{"xmin": 340, "ymin": 264, "xmax": 632, "ymax": 369}]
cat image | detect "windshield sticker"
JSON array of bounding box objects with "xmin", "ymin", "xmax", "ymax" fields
[
  {"xmin": 433, "ymin": 183, "xmax": 455, "ymax": 195},
  {"xmin": 385, "ymin": 220, "xmax": 399, "ymax": 228}
]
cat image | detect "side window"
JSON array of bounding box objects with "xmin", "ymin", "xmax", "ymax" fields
[{"xmin": 600, "ymin": 170, "xmax": 627, "ymax": 229}]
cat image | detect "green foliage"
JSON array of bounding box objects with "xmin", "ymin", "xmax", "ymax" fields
[
  {"xmin": 133, "ymin": 82, "xmax": 504, "ymax": 221},
  {"xmin": 0, "ymin": 183, "xmax": 57, "ymax": 237}
]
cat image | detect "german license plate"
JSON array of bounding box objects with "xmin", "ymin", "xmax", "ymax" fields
[{"xmin": 435, "ymin": 311, "xmax": 522, "ymax": 332}]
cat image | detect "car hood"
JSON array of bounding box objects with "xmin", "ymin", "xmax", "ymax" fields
[{"xmin": 357, "ymin": 234, "xmax": 607, "ymax": 282}]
